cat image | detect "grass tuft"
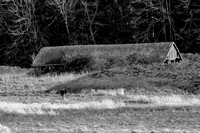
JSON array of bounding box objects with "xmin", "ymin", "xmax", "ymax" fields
[{"xmin": 0, "ymin": 123, "xmax": 12, "ymax": 133}]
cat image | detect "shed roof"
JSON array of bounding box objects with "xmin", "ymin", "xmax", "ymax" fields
[{"xmin": 32, "ymin": 42, "xmax": 180, "ymax": 67}]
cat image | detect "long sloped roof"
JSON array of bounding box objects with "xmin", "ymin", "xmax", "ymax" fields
[{"xmin": 32, "ymin": 42, "xmax": 177, "ymax": 66}]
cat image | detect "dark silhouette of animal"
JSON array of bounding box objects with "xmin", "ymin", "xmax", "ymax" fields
[{"xmin": 59, "ymin": 88, "xmax": 67, "ymax": 99}]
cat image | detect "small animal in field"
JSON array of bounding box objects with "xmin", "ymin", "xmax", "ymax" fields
[{"xmin": 59, "ymin": 88, "xmax": 67, "ymax": 99}]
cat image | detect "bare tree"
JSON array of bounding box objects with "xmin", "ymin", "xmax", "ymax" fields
[
  {"xmin": 131, "ymin": 0, "xmax": 176, "ymax": 43},
  {"xmin": 82, "ymin": 0, "xmax": 98, "ymax": 44},
  {"xmin": 1, "ymin": 0, "xmax": 49, "ymax": 67},
  {"xmin": 48, "ymin": 0, "xmax": 80, "ymax": 41},
  {"xmin": 48, "ymin": 0, "xmax": 100, "ymax": 44}
]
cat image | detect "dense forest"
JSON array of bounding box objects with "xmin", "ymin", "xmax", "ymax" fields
[{"xmin": 0, "ymin": 0, "xmax": 200, "ymax": 68}]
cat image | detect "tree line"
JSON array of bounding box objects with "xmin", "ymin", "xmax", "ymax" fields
[{"xmin": 0, "ymin": 0, "xmax": 199, "ymax": 67}]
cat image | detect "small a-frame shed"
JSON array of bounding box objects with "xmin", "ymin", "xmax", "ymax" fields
[
  {"xmin": 32, "ymin": 42, "xmax": 183, "ymax": 73},
  {"xmin": 164, "ymin": 42, "xmax": 183, "ymax": 63}
]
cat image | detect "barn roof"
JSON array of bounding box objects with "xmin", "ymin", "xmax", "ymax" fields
[{"xmin": 32, "ymin": 42, "xmax": 180, "ymax": 67}]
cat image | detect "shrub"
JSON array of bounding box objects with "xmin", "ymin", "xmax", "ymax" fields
[{"xmin": 62, "ymin": 54, "xmax": 94, "ymax": 72}]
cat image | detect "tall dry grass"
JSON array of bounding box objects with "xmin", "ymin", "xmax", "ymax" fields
[
  {"xmin": 0, "ymin": 123, "xmax": 12, "ymax": 133},
  {"xmin": 126, "ymin": 94, "xmax": 200, "ymax": 107},
  {"xmin": 0, "ymin": 72, "xmax": 84, "ymax": 84},
  {"xmin": 0, "ymin": 95, "xmax": 200, "ymax": 115},
  {"xmin": 0, "ymin": 99, "xmax": 125, "ymax": 115},
  {"xmin": 0, "ymin": 72, "xmax": 85, "ymax": 94}
]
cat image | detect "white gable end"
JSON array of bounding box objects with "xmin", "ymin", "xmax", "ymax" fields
[{"xmin": 167, "ymin": 44, "xmax": 178, "ymax": 60}]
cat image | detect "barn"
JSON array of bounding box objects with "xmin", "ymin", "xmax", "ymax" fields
[{"xmin": 32, "ymin": 42, "xmax": 183, "ymax": 74}]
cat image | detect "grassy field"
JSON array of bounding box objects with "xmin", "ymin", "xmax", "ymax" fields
[
  {"xmin": 0, "ymin": 53, "xmax": 200, "ymax": 132},
  {"xmin": 1, "ymin": 98, "xmax": 200, "ymax": 133}
]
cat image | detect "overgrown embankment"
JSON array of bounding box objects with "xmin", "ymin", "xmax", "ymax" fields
[{"xmin": 46, "ymin": 53, "xmax": 200, "ymax": 95}]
